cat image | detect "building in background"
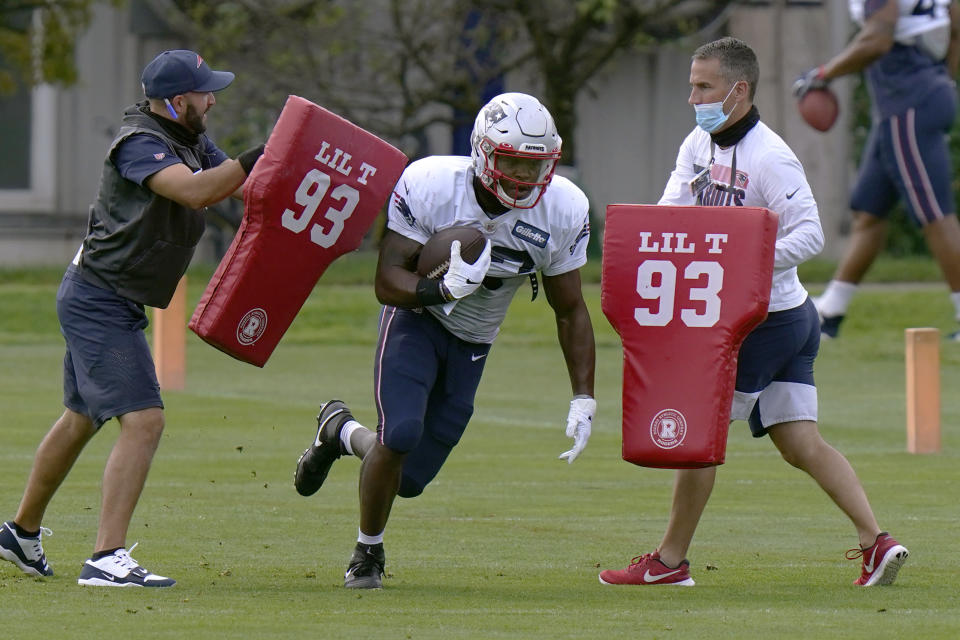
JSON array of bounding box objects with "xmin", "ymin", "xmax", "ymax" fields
[{"xmin": 0, "ymin": 0, "xmax": 850, "ymax": 267}]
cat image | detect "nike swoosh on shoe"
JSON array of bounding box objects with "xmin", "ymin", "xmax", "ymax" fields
[{"xmin": 643, "ymin": 569, "xmax": 683, "ymax": 583}]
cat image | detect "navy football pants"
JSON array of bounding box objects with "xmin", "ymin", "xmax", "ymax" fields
[{"xmin": 373, "ymin": 307, "xmax": 490, "ymax": 498}]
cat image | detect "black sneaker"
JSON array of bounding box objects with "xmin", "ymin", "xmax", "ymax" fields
[
  {"xmin": 294, "ymin": 400, "xmax": 353, "ymax": 496},
  {"xmin": 0, "ymin": 521, "xmax": 53, "ymax": 577},
  {"xmin": 820, "ymin": 314, "xmax": 844, "ymax": 339},
  {"xmin": 77, "ymin": 544, "xmax": 175, "ymax": 587},
  {"xmin": 344, "ymin": 542, "xmax": 385, "ymax": 589},
  {"xmin": 948, "ymin": 328, "xmax": 960, "ymax": 342}
]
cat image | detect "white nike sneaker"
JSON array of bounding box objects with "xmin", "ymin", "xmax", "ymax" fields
[
  {"xmin": 0, "ymin": 521, "xmax": 53, "ymax": 577},
  {"xmin": 77, "ymin": 544, "xmax": 175, "ymax": 587}
]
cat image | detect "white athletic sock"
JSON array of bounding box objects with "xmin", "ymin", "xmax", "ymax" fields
[
  {"xmin": 817, "ymin": 280, "xmax": 858, "ymax": 317},
  {"xmin": 340, "ymin": 420, "xmax": 363, "ymax": 456},
  {"xmin": 358, "ymin": 529, "xmax": 384, "ymax": 546},
  {"xmin": 950, "ymin": 291, "xmax": 960, "ymax": 322}
]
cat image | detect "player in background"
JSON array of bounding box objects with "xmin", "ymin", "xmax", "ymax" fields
[
  {"xmin": 599, "ymin": 37, "xmax": 907, "ymax": 587},
  {"xmin": 0, "ymin": 50, "xmax": 264, "ymax": 587},
  {"xmin": 794, "ymin": 0, "xmax": 960, "ymax": 340},
  {"xmin": 293, "ymin": 92, "xmax": 596, "ymax": 589}
]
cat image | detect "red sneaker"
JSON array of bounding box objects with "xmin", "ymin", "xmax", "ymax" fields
[
  {"xmin": 847, "ymin": 532, "xmax": 908, "ymax": 586},
  {"xmin": 599, "ymin": 551, "xmax": 695, "ymax": 586}
]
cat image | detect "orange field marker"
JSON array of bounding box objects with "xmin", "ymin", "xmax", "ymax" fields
[
  {"xmin": 153, "ymin": 276, "xmax": 187, "ymax": 391},
  {"xmin": 905, "ymin": 328, "xmax": 940, "ymax": 454}
]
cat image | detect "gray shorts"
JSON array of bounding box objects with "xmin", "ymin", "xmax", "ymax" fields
[{"xmin": 57, "ymin": 266, "xmax": 163, "ymax": 428}]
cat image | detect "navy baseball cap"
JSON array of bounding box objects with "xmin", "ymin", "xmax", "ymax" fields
[{"xmin": 141, "ymin": 50, "xmax": 234, "ymax": 99}]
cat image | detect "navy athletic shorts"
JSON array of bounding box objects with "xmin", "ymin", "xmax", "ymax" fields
[
  {"xmin": 730, "ymin": 297, "xmax": 819, "ymax": 437},
  {"xmin": 57, "ymin": 266, "xmax": 163, "ymax": 428},
  {"xmin": 373, "ymin": 306, "xmax": 490, "ymax": 498},
  {"xmin": 850, "ymin": 82, "xmax": 956, "ymax": 226}
]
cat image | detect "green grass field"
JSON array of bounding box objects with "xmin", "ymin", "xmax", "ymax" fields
[{"xmin": 1, "ymin": 255, "xmax": 958, "ymax": 638}]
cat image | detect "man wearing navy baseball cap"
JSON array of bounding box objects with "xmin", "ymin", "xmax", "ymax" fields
[
  {"xmin": 142, "ymin": 49, "xmax": 235, "ymax": 98},
  {"xmin": 141, "ymin": 49, "xmax": 237, "ymax": 135},
  {"xmin": 0, "ymin": 50, "xmax": 264, "ymax": 589}
]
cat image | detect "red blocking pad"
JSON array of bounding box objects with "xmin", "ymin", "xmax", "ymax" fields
[
  {"xmin": 601, "ymin": 205, "xmax": 778, "ymax": 468},
  {"xmin": 189, "ymin": 96, "xmax": 408, "ymax": 366}
]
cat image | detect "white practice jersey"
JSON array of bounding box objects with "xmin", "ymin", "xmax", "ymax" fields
[
  {"xmin": 659, "ymin": 120, "xmax": 824, "ymax": 311},
  {"xmin": 850, "ymin": 0, "xmax": 951, "ymax": 60},
  {"xmin": 388, "ymin": 156, "xmax": 590, "ymax": 344}
]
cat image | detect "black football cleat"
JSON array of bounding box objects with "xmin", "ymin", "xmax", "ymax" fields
[
  {"xmin": 294, "ymin": 400, "xmax": 353, "ymax": 496},
  {"xmin": 344, "ymin": 542, "xmax": 385, "ymax": 589}
]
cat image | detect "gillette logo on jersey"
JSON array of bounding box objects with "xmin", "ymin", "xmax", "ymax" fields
[
  {"xmin": 694, "ymin": 162, "xmax": 749, "ymax": 207},
  {"xmin": 512, "ymin": 221, "xmax": 550, "ymax": 247}
]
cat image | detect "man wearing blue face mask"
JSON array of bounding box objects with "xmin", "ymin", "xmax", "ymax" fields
[{"xmin": 599, "ymin": 37, "xmax": 907, "ymax": 588}]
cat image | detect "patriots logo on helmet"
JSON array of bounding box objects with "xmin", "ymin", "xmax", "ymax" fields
[{"xmin": 482, "ymin": 103, "xmax": 507, "ymax": 129}]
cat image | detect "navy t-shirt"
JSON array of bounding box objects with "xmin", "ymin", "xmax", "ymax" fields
[{"xmin": 113, "ymin": 134, "xmax": 229, "ymax": 185}]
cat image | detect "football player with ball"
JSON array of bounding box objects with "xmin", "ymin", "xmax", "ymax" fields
[
  {"xmin": 293, "ymin": 93, "xmax": 596, "ymax": 589},
  {"xmin": 794, "ymin": 0, "xmax": 960, "ymax": 340}
]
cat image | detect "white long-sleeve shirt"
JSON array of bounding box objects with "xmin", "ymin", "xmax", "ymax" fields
[{"xmin": 658, "ymin": 120, "xmax": 824, "ymax": 311}]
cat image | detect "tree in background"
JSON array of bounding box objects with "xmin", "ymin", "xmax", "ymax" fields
[
  {"xmin": 0, "ymin": 0, "xmax": 120, "ymax": 94},
  {"xmin": 147, "ymin": 0, "xmax": 729, "ymax": 164}
]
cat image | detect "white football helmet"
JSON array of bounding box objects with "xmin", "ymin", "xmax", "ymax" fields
[{"xmin": 470, "ymin": 93, "xmax": 562, "ymax": 209}]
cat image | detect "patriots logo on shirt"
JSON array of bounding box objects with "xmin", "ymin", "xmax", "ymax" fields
[
  {"xmin": 154, "ymin": 153, "xmax": 166, "ymax": 161},
  {"xmin": 709, "ymin": 164, "xmax": 749, "ymax": 189},
  {"xmin": 570, "ymin": 220, "xmax": 590, "ymax": 255},
  {"xmin": 392, "ymin": 189, "xmax": 416, "ymax": 226}
]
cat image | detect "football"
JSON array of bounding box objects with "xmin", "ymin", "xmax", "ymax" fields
[
  {"xmin": 798, "ymin": 87, "xmax": 839, "ymax": 132},
  {"xmin": 416, "ymin": 226, "xmax": 486, "ymax": 279}
]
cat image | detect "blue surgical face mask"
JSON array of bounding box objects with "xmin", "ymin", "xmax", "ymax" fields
[{"xmin": 694, "ymin": 83, "xmax": 739, "ymax": 133}]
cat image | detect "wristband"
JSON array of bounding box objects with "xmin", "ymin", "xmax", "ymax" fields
[
  {"xmin": 237, "ymin": 143, "xmax": 265, "ymax": 175},
  {"xmin": 415, "ymin": 278, "xmax": 452, "ymax": 306}
]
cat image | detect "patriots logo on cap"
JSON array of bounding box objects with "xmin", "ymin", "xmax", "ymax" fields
[
  {"xmin": 196, "ymin": 55, "xmax": 203, "ymax": 68},
  {"xmin": 154, "ymin": 152, "xmax": 166, "ymax": 161}
]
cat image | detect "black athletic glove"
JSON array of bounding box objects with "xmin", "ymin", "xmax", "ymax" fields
[
  {"xmin": 237, "ymin": 143, "xmax": 265, "ymax": 175},
  {"xmin": 792, "ymin": 66, "xmax": 829, "ymax": 100}
]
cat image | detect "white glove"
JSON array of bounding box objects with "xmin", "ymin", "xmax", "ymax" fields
[
  {"xmin": 559, "ymin": 396, "xmax": 596, "ymax": 464},
  {"xmin": 441, "ymin": 239, "xmax": 491, "ymax": 300}
]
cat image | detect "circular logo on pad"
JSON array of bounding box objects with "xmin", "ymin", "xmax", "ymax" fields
[
  {"xmin": 650, "ymin": 409, "xmax": 687, "ymax": 449},
  {"xmin": 237, "ymin": 308, "xmax": 268, "ymax": 345}
]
